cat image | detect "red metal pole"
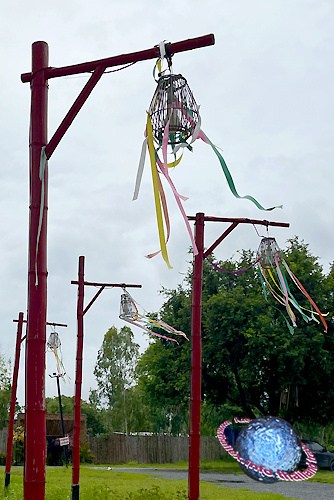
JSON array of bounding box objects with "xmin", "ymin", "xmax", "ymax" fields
[
  {"xmin": 21, "ymin": 34, "xmax": 215, "ymax": 82},
  {"xmin": 45, "ymin": 65, "xmax": 105, "ymax": 160},
  {"xmin": 5, "ymin": 312, "xmax": 24, "ymax": 487},
  {"xmin": 72, "ymin": 256, "xmax": 85, "ymax": 500},
  {"xmin": 188, "ymin": 212, "xmax": 205, "ymax": 500},
  {"xmin": 24, "ymin": 41, "xmax": 49, "ymax": 500}
]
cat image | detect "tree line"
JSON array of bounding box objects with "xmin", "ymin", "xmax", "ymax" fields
[{"xmin": 1, "ymin": 237, "xmax": 334, "ymax": 438}]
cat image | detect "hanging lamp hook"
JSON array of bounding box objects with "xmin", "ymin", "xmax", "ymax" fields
[
  {"xmin": 265, "ymin": 220, "xmax": 270, "ymax": 236},
  {"xmin": 158, "ymin": 40, "xmax": 173, "ymax": 74}
]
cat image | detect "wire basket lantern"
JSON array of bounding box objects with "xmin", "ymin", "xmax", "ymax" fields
[
  {"xmin": 133, "ymin": 43, "xmax": 282, "ymax": 269},
  {"xmin": 256, "ymin": 236, "xmax": 327, "ymax": 333},
  {"xmin": 148, "ymin": 73, "xmax": 200, "ymax": 146},
  {"xmin": 119, "ymin": 293, "xmax": 138, "ymax": 321},
  {"xmin": 46, "ymin": 329, "xmax": 68, "ymax": 380},
  {"xmin": 256, "ymin": 237, "xmax": 282, "ymax": 269},
  {"xmin": 47, "ymin": 331, "xmax": 61, "ymax": 350},
  {"xmin": 119, "ymin": 290, "xmax": 188, "ymax": 343}
]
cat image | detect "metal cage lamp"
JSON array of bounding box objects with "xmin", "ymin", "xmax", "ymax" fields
[
  {"xmin": 119, "ymin": 293, "xmax": 138, "ymax": 321},
  {"xmin": 47, "ymin": 331, "xmax": 61, "ymax": 350},
  {"xmin": 148, "ymin": 73, "xmax": 200, "ymax": 146},
  {"xmin": 256, "ymin": 237, "xmax": 282, "ymax": 269}
]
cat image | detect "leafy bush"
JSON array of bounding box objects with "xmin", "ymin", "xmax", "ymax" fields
[{"xmin": 80, "ymin": 442, "xmax": 95, "ymax": 463}]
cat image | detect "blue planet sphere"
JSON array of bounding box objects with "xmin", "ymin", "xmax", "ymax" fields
[{"xmin": 235, "ymin": 416, "xmax": 302, "ymax": 483}]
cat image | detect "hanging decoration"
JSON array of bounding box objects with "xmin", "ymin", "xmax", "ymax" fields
[
  {"xmin": 119, "ymin": 289, "xmax": 189, "ymax": 344},
  {"xmin": 133, "ymin": 42, "xmax": 282, "ymax": 268},
  {"xmin": 47, "ymin": 329, "xmax": 68, "ymax": 381},
  {"xmin": 256, "ymin": 237, "xmax": 328, "ymax": 333}
]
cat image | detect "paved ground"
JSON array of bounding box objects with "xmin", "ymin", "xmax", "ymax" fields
[{"xmin": 96, "ymin": 467, "xmax": 334, "ymax": 500}]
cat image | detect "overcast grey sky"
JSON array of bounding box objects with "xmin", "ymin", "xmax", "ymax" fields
[{"xmin": 0, "ymin": 0, "xmax": 333, "ymax": 405}]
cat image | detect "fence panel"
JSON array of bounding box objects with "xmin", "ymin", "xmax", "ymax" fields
[
  {"xmin": 0, "ymin": 428, "xmax": 8, "ymax": 454},
  {"xmin": 88, "ymin": 434, "xmax": 227, "ymax": 465}
]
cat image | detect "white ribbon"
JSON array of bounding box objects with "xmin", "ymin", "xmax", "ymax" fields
[
  {"xmin": 35, "ymin": 146, "xmax": 47, "ymax": 286},
  {"xmin": 159, "ymin": 41, "xmax": 166, "ymax": 60},
  {"xmin": 133, "ymin": 137, "xmax": 148, "ymax": 200}
]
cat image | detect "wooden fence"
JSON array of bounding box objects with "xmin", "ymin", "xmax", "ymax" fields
[
  {"xmin": 88, "ymin": 434, "xmax": 227, "ymax": 465},
  {"xmin": 0, "ymin": 428, "xmax": 227, "ymax": 465},
  {"xmin": 0, "ymin": 428, "xmax": 8, "ymax": 454}
]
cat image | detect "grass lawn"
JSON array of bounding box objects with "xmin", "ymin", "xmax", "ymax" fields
[
  {"xmin": 0, "ymin": 463, "xmax": 327, "ymax": 500},
  {"xmin": 101, "ymin": 458, "xmax": 243, "ymax": 474}
]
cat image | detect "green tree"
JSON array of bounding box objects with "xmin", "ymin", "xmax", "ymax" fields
[
  {"xmin": 138, "ymin": 238, "xmax": 334, "ymax": 430},
  {"xmin": 137, "ymin": 285, "xmax": 192, "ymax": 435},
  {"xmin": 93, "ymin": 385, "xmax": 151, "ymax": 434},
  {"xmin": 46, "ymin": 395, "xmax": 74, "ymax": 414},
  {"xmin": 46, "ymin": 395, "xmax": 106, "ymax": 436},
  {"xmin": 93, "ymin": 325, "xmax": 140, "ymax": 433}
]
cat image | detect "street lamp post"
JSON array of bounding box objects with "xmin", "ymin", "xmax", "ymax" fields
[
  {"xmin": 21, "ymin": 35, "xmax": 215, "ymax": 500},
  {"xmin": 49, "ymin": 373, "xmax": 68, "ymax": 466},
  {"xmin": 187, "ymin": 213, "xmax": 290, "ymax": 500}
]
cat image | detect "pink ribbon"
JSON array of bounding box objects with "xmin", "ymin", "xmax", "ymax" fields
[{"xmin": 160, "ymin": 105, "xmax": 198, "ymax": 255}]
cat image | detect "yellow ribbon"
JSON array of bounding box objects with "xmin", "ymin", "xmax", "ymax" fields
[
  {"xmin": 268, "ymin": 268, "xmax": 295, "ymax": 321},
  {"xmin": 167, "ymin": 153, "xmax": 183, "ymax": 168},
  {"xmin": 147, "ymin": 113, "xmax": 172, "ymax": 269}
]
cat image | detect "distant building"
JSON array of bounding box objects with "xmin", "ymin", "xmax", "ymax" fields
[{"xmin": 16, "ymin": 413, "xmax": 87, "ymax": 465}]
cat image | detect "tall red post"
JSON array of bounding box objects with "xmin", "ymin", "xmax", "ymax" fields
[
  {"xmin": 24, "ymin": 41, "xmax": 49, "ymax": 500},
  {"xmin": 19, "ymin": 36, "xmax": 214, "ymax": 500},
  {"xmin": 72, "ymin": 256, "xmax": 85, "ymax": 500},
  {"xmin": 5, "ymin": 312, "xmax": 24, "ymax": 487},
  {"xmin": 188, "ymin": 212, "xmax": 205, "ymax": 500}
]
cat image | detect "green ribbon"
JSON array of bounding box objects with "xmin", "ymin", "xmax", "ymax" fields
[
  {"xmin": 200, "ymin": 130, "xmax": 283, "ymax": 211},
  {"xmin": 257, "ymin": 264, "xmax": 294, "ymax": 335}
]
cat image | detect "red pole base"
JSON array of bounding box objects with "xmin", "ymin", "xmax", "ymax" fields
[
  {"xmin": 24, "ymin": 481, "xmax": 46, "ymax": 499},
  {"xmin": 72, "ymin": 484, "xmax": 79, "ymax": 500}
]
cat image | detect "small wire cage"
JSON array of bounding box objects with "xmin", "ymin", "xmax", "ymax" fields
[
  {"xmin": 256, "ymin": 237, "xmax": 282, "ymax": 269},
  {"xmin": 148, "ymin": 73, "xmax": 199, "ymax": 146},
  {"xmin": 119, "ymin": 293, "xmax": 138, "ymax": 321},
  {"xmin": 47, "ymin": 331, "xmax": 61, "ymax": 350}
]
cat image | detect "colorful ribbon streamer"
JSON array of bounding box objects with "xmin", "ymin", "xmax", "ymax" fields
[
  {"xmin": 197, "ymin": 130, "xmax": 283, "ymax": 212},
  {"xmin": 134, "ymin": 66, "xmax": 283, "ymax": 268},
  {"xmin": 119, "ymin": 290, "xmax": 189, "ymax": 343},
  {"xmin": 258, "ymin": 244, "xmax": 328, "ymax": 333},
  {"xmin": 147, "ymin": 114, "xmax": 172, "ymax": 268}
]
